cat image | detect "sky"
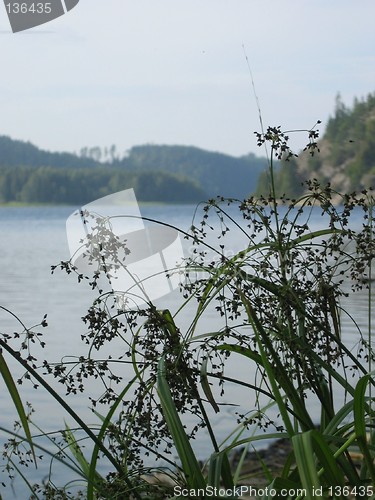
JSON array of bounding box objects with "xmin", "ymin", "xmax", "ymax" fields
[{"xmin": 0, "ymin": 0, "xmax": 375, "ymax": 158}]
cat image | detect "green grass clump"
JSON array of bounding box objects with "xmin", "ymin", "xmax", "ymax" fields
[{"xmin": 1, "ymin": 125, "xmax": 375, "ymax": 499}]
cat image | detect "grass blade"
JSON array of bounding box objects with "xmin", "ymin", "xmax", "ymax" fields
[
  {"xmin": 157, "ymin": 355, "xmax": 206, "ymax": 490},
  {"xmin": 64, "ymin": 422, "xmax": 104, "ymax": 487},
  {"xmin": 240, "ymin": 293, "xmax": 314, "ymax": 433},
  {"xmin": 354, "ymin": 374, "xmax": 375, "ymax": 482},
  {"xmin": 200, "ymin": 356, "xmax": 220, "ymax": 413},
  {"xmin": 0, "ymin": 350, "xmax": 36, "ymax": 465},
  {"xmin": 292, "ymin": 432, "xmax": 320, "ymax": 498}
]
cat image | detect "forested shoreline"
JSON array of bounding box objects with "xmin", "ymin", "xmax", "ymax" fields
[
  {"xmin": 0, "ymin": 136, "xmax": 267, "ymax": 203},
  {"xmin": 4, "ymin": 90, "xmax": 375, "ymax": 206},
  {"xmin": 0, "ymin": 165, "xmax": 207, "ymax": 204},
  {"xmin": 256, "ymin": 91, "xmax": 375, "ymax": 197}
]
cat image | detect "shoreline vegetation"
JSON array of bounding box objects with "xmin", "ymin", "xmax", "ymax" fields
[
  {"xmin": 1, "ymin": 92, "xmax": 375, "ymax": 209},
  {"xmin": 1, "ymin": 123, "xmax": 375, "ymax": 498},
  {"xmin": 1, "ymin": 93, "xmax": 375, "ymax": 210},
  {"xmin": 0, "ymin": 137, "xmax": 267, "ymax": 204},
  {"xmin": 256, "ymin": 92, "xmax": 375, "ymax": 198}
]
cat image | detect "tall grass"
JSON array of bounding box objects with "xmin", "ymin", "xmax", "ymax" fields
[{"xmin": 1, "ymin": 126, "xmax": 375, "ymax": 498}]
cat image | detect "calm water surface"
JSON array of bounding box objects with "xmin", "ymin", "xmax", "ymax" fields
[{"xmin": 0, "ymin": 204, "xmax": 373, "ymax": 497}]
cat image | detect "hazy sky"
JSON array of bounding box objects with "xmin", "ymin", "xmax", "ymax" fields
[{"xmin": 1, "ymin": 0, "xmax": 374, "ymax": 158}]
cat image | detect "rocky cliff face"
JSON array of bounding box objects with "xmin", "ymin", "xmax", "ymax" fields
[{"xmin": 259, "ymin": 92, "xmax": 375, "ymax": 198}]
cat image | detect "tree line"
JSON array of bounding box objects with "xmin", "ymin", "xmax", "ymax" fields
[
  {"xmin": 0, "ymin": 166, "xmax": 206, "ymax": 204},
  {"xmin": 0, "ymin": 136, "xmax": 270, "ymax": 203},
  {"xmin": 256, "ymin": 91, "xmax": 375, "ymax": 197}
]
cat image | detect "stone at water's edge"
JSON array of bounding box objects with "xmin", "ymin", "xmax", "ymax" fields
[{"xmin": 230, "ymin": 438, "xmax": 293, "ymax": 488}]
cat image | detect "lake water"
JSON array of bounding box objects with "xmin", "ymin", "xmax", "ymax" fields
[{"xmin": 0, "ymin": 204, "xmax": 373, "ymax": 498}]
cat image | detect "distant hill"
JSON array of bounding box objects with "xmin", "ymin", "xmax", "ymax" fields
[
  {"xmin": 0, "ymin": 135, "xmax": 97, "ymax": 169},
  {"xmin": 120, "ymin": 145, "xmax": 268, "ymax": 199},
  {"xmin": 256, "ymin": 92, "xmax": 375, "ymax": 198},
  {"xmin": 0, "ymin": 136, "xmax": 268, "ymax": 204}
]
